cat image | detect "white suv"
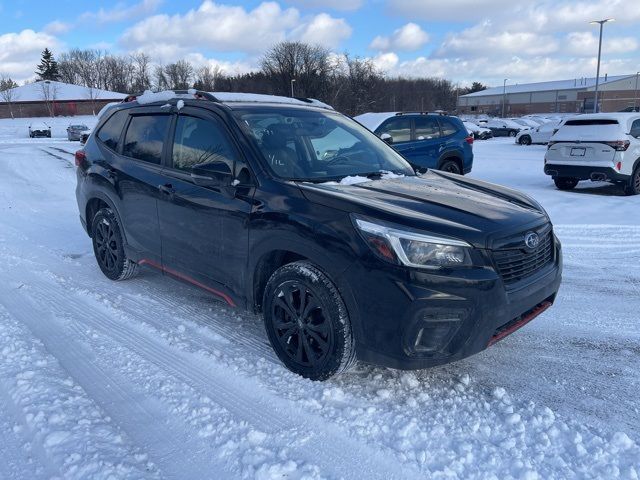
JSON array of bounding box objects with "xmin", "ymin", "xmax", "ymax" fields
[
  {"xmin": 516, "ymin": 120, "xmax": 563, "ymax": 145},
  {"xmin": 544, "ymin": 113, "xmax": 640, "ymax": 195}
]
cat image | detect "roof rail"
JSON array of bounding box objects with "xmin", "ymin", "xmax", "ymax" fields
[
  {"xmin": 395, "ymin": 111, "xmax": 448, "ymax": 116},
  {"xmin": 121, "ymin": 89, "xmax": 220, "ymax": 104}
]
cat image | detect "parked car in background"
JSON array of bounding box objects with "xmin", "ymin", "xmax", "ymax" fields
[
  {"xmin": 544, "ymin": 113, "xmax": 640, "ymax": 195},
  {"xmin": 508, "ymin": 118, "xmax": 541, "ymax": 129},
  {"xmin": 80, "ymin": 129, "xmax": 93, "ymax": 145},
  {"xmin": 76, "ymin": 90, "xmax": 561, "ymax": 380},
  {"xmin": 484, "ymin": 119, "xmax": 522, "ymax": 137},
  {"xmin": 516, "ymin": 120, "xmax": 563, "ymax": 145},
  {"xmin": 355, "ymin": 112, "xmax": 474, "ymax": 174},
  {"xmin": 29, "ymin": 122, "xmax": 51, "ymax": 138},
  {"xmin": 463, "ymin": 121, "xmax": 493, "ymax": 140},
  {"xmin": 67, "ymin": 124, "xmax": 90, "ymax": 141}
]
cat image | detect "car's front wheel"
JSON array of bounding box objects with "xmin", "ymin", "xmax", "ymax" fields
[
  {"xmin": 554, "ymin": 177, "xmax": 579, "ymax": 190},
  {"xmin": 519, "ymin": 135, "xmax": 532, "ymax": 145},
  {"xmin": 91, "ymin": 207, "xmax": 139, "ymax": 281},
  {"xmin": 509, "ymin": 130, "xmax": 517, "ymax": 137},
  {"xmin": 623, "ymin": 166, "xmax": 640, "ymax": 196},
  {"xmin": 263, "ymin": 261, "xmax": 356, "ymax": 380}
]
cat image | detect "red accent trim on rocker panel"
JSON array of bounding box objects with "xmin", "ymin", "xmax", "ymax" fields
[
  {"xmin": 487, "ymin": 300, "xmax": 552, "ymax": 347},
  {"xmin": 138, "ymin": 259, "xmax": 236, "ymax": 307}
]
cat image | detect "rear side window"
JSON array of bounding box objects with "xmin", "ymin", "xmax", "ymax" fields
[
  {"xmin": 377, "ymin": 117, "xmax": 411, "ymax": 143},
  {"xmin": 123, "ymin": 115, "xmax": 171, "ymax": 164},
  {"xmin": 172, "ymin": 116, "xmax": 237, "ymax": 171},
  {"xmin": 564, "ymin": 119, "xmax": 618, "ymax": 126},
  {"xmin": 439, "ymin": 118, "xmax": 459, "ymax": 136},
  {"xmin": 97, "ymin": 110, "xmax": 128, "ymax": 151},
  {"xmin": 414, "ymin": 117, "xmax": 440, "ymax": 139}
]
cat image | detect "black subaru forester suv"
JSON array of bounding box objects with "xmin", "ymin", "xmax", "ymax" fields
[{"xmin": 75, "ymin": 90, "xmax": 562, "ymax": 380}]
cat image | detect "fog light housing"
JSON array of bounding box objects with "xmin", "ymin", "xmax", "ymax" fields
[{"xmin": 404, "ymin": 310, "xmax": 467, "ymax": 356}]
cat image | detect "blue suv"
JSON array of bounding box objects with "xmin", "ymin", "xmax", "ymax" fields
[{"xmin": 355, "ymin": 112, "xmax": 474, "ymax": 175}]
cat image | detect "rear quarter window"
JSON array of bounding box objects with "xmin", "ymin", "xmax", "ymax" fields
[
  {"xmin": 97, "ymin": 110, "xmax": 128, "ymax": 151},
  {"xmin": 438, "ymin": 117, "xmax": 459, "ymax": 136}
]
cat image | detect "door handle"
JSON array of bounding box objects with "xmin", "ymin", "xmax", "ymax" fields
[{"xmin": 158, "ymin": 184, "xmax": 175, "ymax": 197}]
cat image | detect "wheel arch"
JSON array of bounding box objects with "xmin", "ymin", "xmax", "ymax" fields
[
  {"xmin": 84, "ymin": 191, "xmax": 125, "ymax": 241},
  {"xmin": 438, "ymin": 153, "xmax": 463, "ymax": 173}
]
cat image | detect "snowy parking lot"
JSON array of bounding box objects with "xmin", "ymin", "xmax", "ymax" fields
[{"xmin": 0, "ymin": 117, "xmax": 639, "ymax": 479}]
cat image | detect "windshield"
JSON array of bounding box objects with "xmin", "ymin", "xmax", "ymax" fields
[{"xmin": 233, "ymin": 107, "xmax": 415, "ymax": 181}]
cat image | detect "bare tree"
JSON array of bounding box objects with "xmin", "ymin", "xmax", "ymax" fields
[
  {"xmin": 0, "ymin": 75, "xmax": 19, "ymax": 119},
  {"xmin": 131, "ymin": 53, "xmax": 152, "ymax": 92},
  {"xmin": 164, "ymin": 60, "xmax": 193, "ymax": 90},
  {"xmin": 193, "ymin": 65, "xmax": 223, "ymax": 91},
  {"xmin": 38, "ymin": 80, "xmax": 59, "ymax": 117}
]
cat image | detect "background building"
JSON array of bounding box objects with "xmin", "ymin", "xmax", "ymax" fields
[
  {"xmin": 0, "ymin": 80, "xmax": 126, "ymax": 119},
  {"xmin": 457, "ymin": 74, "xmax": 640, "ymax": 116}
]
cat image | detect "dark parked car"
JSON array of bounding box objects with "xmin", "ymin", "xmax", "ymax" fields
[
  {"xmin": 67, "ymin": 124, "xmax": 90, "ymax": 141},
  {"xmin": 484, "ymin": 119, "xmax": 521, "ymax": 137},
  {"xmin": 75, "ymin": 91, "xmax": 562, "ymax": 380},
  {"xmin": 355, "ymin": 112, "xmax": 474, "ymax": 175},
  {"xmin": 29, "ymin": 122, "xmax": 51, "ymax": 138}
]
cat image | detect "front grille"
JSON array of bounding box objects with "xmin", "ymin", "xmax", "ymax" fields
[{"xmin": 493, "ymin": 232, "xmax": 554, "ymax": 285}]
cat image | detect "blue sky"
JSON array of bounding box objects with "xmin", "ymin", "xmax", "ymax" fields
[{"xmin": 1, "ymin": 0, "xmax": 639, "ymax": 87}]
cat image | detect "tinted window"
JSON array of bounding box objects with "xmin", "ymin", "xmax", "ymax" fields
[
  {"xmin": 377, "ymin": 117, "xmax": 411, "ymax": 143},
  {"xmin": 172, "ymin": 116, "xmax": 237, "ymax": 171},
  {"xmin": 564, "ymin": 119, "xmax": 618, "ymax": 126},
  {"xmin": 440, "ymin": 118, "xmax": 459, "ymax": 136},
  {"xmin": 97, "ymin": 110, "xmax": 128, "ymax": 151},
  {"xmin": 123, "ymin": 115, "xmax": 170, "ymax": 164},
  {"xmin": 630, "ymin": 119, "xmax": 640, "ymax": 138},
  {"xmin": 414, "ymin": 117, "xmax": 440, "ymax": 140}
]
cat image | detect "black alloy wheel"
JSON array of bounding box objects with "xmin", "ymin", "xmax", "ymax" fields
[
  {"xmin": 440, "ymin": 159, "xmax": 462, "ymax": 175},
  {"xmin": 91, "ymin": 208, "xmax": 139, "ymax": 281}
]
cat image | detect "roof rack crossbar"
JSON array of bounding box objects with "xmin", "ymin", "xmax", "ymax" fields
[{"xmin": 121, "ymin": 89, "xmax": 221, "ymax": 104}]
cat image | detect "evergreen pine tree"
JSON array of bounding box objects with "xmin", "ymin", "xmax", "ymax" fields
[{"xmin": 35, "ymin": 48, "xmax": 60, "ymax": 81}]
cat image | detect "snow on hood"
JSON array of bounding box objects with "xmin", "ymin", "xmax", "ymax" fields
[{"xmin": 315, "ymin": 171, "xmax": 405, "ymax": 186}]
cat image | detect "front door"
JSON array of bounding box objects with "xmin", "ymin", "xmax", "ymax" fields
[{"xmin": 157, "ymin": 108, "xmax": 254, "ymax": 304}]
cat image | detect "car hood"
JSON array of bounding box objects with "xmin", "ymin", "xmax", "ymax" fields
[{"xmin": 298, "ymin": 171, "xmax": 548, "ymax": 249}]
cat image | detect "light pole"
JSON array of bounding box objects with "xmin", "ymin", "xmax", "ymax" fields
[
  {"xmin": 634, "ymin": 71, "xmax": 639, "ymax": 111},
  {"xmin": 590, "ymin": 18, "xmax": 614, "ymax": 113},
  {"xmin": 502, "ymin": 78, "xmax": 508, "ymax": 118},
  {"xmin": 290, "ymin": 78, "xmax": 296, "ymax": 98}
]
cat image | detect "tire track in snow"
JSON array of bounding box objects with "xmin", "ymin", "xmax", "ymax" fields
[
  {"xmin": 2, "ymin": 289, "xmax": 242, "ymax": 480},
  {"xmin": 6, "ymin": 260, "xmax": 421, "ymax": 480}
]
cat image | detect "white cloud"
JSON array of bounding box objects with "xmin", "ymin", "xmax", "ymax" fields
[
  {"xmin": 183, "ymin": 52, "xmax": 256, "ymax": 76},
  {"xmin": 285, "ymin": 0, "xmax": 363, "ymax": 11},
  {"xmin": 44, "ymin": 21, "xmax": 71, "ymax": 35},
  {"xmin": 80, "ymin": 0, "xmax": 161, "ymax": 24},
  {"xmin": 564, "ymin": 31, "xmax": 638, "ymax": 56},
  {"xmin": 291, "ymin": 13, "xmax": 352, "ymax": 48},
  {"xmin": 0, "ymin": 30, "xmax": 60, "ymax": 82},
  {"xmin": 370, "ymin": 23, "xmax": 429, "ymax": 52},
  {"xmin": 121, "ymin": 1, "xmax": 352, "ymax": 58},
  {"xmin": 387, "ymin": 0, "xmax": 513, "ymax": 21}
]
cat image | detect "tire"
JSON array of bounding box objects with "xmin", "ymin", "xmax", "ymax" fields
[
  {"xmin": 263, "ymin": 261, "xmax": 356, "ymax": 380},
  {"xmin": 509, "ymin": 130, "xmax": 517, "ymax": 137},
  {"xmin": 554, "ymin": 177, "xmax": 579, "ymax": 191},
  {"xmin": 623, "ymin": 166, "xmax": 640, "ymax": 196},
  {"xmin": 91, "ymin": 208, "xmax": 139, "ymax": 281},
  {"xmin": 439, "ymin": 159, "xmax": 462, "ymax": 175},
  {"xmin": 519, "ymin": 135, "xmax": 532, "ymax": 145}
]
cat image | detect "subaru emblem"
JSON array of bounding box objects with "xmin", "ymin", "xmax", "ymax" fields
[{"xmin": 524, "ymin": 232, "xmax": 540, "ymax": 249}]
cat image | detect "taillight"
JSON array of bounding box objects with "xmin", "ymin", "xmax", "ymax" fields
[
  {"xmin": 465, "ymin": 135, "xmax": 474, "ymax": 145},
  {"xmin": 605, "ymin": 140, "xmax": 630, "ymax": 151},
  {"xmin": 75, "ymin": 150, "xmax": 87, "ymax": 168},
  {"xmin": 616, "ymin": 162, "xmax": 622, "ymax": 171}
]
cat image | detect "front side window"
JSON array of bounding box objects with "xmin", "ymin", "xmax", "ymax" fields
[
  {"xmin": 123, "ymin": 115, "xmax": 171, "ymax": 164},
  {"xmin": 414, "ymin": 117, "xmax": 440, "ymax": 140},
  {"xmin": 234, "ymin": 107, "xmax": 415, "ymax": 181},
  {"xmin": 377, "ymin": 117, "xmax": 411, "ymax": 143},
  {"xmin": 172, "ymin": 116, "xmax": 237, "ymax": 171},
  {"xmin": 97, "ymin": 110, "xmax": 128, "ymax": 151}
]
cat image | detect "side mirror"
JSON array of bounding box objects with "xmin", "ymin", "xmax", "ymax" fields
[
  {"xmin": 190, "ymin": 161, "xmax": 233, "ymax": 188},
  {"xmin": 380, "ymin": 133, "xmax": 393, "ymax": 145}
]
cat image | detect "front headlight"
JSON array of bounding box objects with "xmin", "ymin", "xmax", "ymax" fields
[{"xmin": 352, "ymin": 216, "xmax": 473, "ymax": 269}]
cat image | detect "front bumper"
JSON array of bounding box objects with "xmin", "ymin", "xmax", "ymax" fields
[
  {"xmin": 339, "ymin": 236, "xmax": 562, "ymax": 370},
  {"xmin": 544, "ymin": 164, "xmax": 630, "ymax": 182}
]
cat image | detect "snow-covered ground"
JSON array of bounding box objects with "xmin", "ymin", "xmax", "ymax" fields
[{"xmin": 0, "ymin": 116, "xmax": 638, "ymax": 479}]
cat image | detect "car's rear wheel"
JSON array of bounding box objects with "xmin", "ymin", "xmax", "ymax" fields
[
  {"xmin": 623, "ymin": 166, "xmax": 640, "ymax": 196},
  {"xmin": 263, "ymin": 261, "xmax": 356, "ymax": 380},
  {"xmin": 91, "ymin": 207, "xmax": 139, "ymax": 281},
  {"xmin": 439, "ymin": 159, "xmax": 462, "ymax": 175},
  {"xmin": 519, "ymin": 135, "xmax": 532, "ymax": 145},
  {"xmin": 554, "ymin": 177, "xmax": 579, "ymax": 190}
]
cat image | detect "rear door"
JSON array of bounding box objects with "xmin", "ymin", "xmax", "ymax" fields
[
  {"xmin": 102, "ymin": 108, "xmax": 171, "ymax": 264},
  {"xmin": 408, "ymin": 116, "xmax": 441, "ymax": 170},
  {"xmin": 157, "ymin": 107, "xmax": 254, "ymax": 302}
]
